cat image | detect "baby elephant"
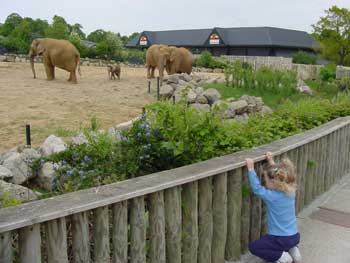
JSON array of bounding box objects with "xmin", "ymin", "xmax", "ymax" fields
[{"xmin": 107, "ymin": 64, "xmax": 121, "ymax": 80}]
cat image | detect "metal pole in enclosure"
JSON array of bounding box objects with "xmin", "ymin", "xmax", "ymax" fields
[
  {"xmin": 148, "ymin": 80, "xmax": 151, "ymax": 93},
  {"xmin": 26, "ymin": 124, "xmax": 31, "ymax": 147},
  {"xmin": 157, "ymin": 77, "xmax": 160, "ymax": 100},
  {"xmin": 172, "ymin": 95, "xmax": 175, "ymax": 104}
]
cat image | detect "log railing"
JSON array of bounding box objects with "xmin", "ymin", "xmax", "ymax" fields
[{"xmin": 1, "ymin": 117, "xmax": 349, "ymax": 263}]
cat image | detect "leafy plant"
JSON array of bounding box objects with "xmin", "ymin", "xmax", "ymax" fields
[
  {"xmin": 0, "ymin": 191, "xmax": 21, "ymax": 208},
  {"xmin": 319, "ymin": 64, "xmax": 336, "ymax": 82},
  {"xmin": 292, "ymin": 51, "xmax": 317, "ymax": 65}
]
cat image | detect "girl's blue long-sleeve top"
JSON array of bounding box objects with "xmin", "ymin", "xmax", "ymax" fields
[{"xmin": 248, "ymin": 170, "xmax": 298, "ymax": 236}]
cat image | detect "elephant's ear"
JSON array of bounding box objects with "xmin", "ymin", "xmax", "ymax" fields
[{"xmin": 37, "ymin": 42, "xmax": 45, "ymax": 55}]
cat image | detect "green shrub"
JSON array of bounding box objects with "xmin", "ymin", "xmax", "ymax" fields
[
  {"xmin": 0, "ymin": 192, "xmax": 21, "ymax": 208},
  {"xmin": 337, "ymin": 77, "xmax": 350, "ymax": 93},
  {"xmin": 195, "ymin": 51, "xmax": 227, "ymax": 69},
  {"xmin": 319, "ymin": 64, "xmax": 336, "ymax": 82},
  {"xmin": 292, "ymin": 51, "xmax": 317, "ymax": 65}
]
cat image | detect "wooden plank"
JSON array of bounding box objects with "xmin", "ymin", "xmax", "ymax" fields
[
  {"xmin": 112, "ymin": 201, "xmax": 128, "ymax": 263},
  {"xmin": 94, "ymin": 206, "xmax": 110, "ymax": 263},
  {"xmin": 313, "ymin": 139, "xmax": 320, "ymax": 199},
  {"xmin": 225, "ymin": 168, "xmax": 242, "ymax": 261},
  {"xmin": 299, "ymin": 145, "xmax": 308, "ymax": 210},
  {"xmin": 346, "ymin": 124, "xmax": 350, "ymax": 174},
  {"xmin": 46, "ymin": 218, "xmax": 68, "ymax": 263},
  {"xmin": 164, "ymin": 187, "xmax": 181, "ymax": 263},
  {"xmin": 149, "ymin": 191, "xmax": 166, "ymax": 263},
  {"xmin": 0, "ymin": 231, "xmax": 12, "ymax": 263},
  {"xmin": 305, "ymin": 143, "xmax": 315, "ymax": 206},
  {"xmin": 325, "ymin": 133, "xmax": 332, "ymax": 191},
  {"xmin": 212, "ymin": 173, "xmax": 227, "ymax": 263},
  {"xmin": 249, "ymin": 163, "xmax": 262, "ymax": 242},
  {"xmin": 182, "ymin": 181, "xmax": 198, "ymax": 263},
  {"xmin": 72, "ymin": 212, "xmax": 90, "ymax": 263},
  {"xmin": 19, "ymin": 224, "xmax": 41, "ymax": 263},
  {"xmin": 130, "ymin": 197, "xmax": 146, "ymax": 263},
  {"xmin": 240, "ymin": 167, "xmax": 251, "ymax": 253},
  {"xmin": 198, "ymin": 177, "xmax": 213, "ymax": 263},
  {"xmin": 1, "ymin": 118, "xmax": 349, "ymax": 234}
]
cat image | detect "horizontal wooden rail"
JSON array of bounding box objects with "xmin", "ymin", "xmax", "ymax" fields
[{"xmin": 0, "ymin": 117, "xmax": 349, "ymax": 233}]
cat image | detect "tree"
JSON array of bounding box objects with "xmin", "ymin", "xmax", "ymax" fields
[
  {"xmin": 87, "ymin": 29, "xmax": 107, "ymax": 43},
  {"xmin": 1, "ymin": 13, "xmax": 23, "ymax": 36},
  {"xmin": 71, "ymin": 23, "xmax": 86, "ymax": 39},
  {"xmin": 45, "ymin": 15, "xmax": 70, "ymax": 39},
  {"xmin": 312, "ymin": 6, "xmax": 350, "ymax": 66}
]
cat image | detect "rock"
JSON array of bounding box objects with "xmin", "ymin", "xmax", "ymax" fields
[
  {"xmin": 191, "ymin": 103, "xmax": 211, "ymax": 112},
  {"xmin": 5, "ymin": 55, "xmax": 15, "ymax": 62},
  {"xmin": 0, "ymin": 165, "xmax": 13, "ymax": 181},
  {"xmin": 37, "ymin": 162, "xmax": 56, "ymax": 191},
  {"xmin": 1, "ymin": 148, "xmax": 18, "ymax": 164},
  {"xmin": 260, "ymin": 106, "xmax": 273, "ymax": 115},
  {"xmin": 3, "ymin": 149, "xmax": 40, "ymax": 185},
  {"xmin": 180, "ymin": 73, "xmax": 192, "ymax": 82},
  {"xmin": 194, "ymin": 87, "xmax": 204, "ymax": 95},
  {"xmin": 230, "ymin": 100, "xmax": 248, "ymax": 114},
  {"xmin": 254, "ymin": 97, "xmax": 264, "ymax": 111},
  {"xmin": 213, "ymin": 100, "xmax": 236, "ymax": 119},
  {"xmin": 178, "ymin": 79, "xmax": 188, "ymax": 86},
  {"xmin": 167, "ymin": 74, "xmax": 180, "ymax": 84},
  {"xmin": 71, "ymin": 133, "xmax": 88, "ymax": 145},
  {"xmin": 0, "ymin": 180, "xmax": 38, "ymax": 202},
  {"xmin": 196, "ymin": 94, "xmax": 209, "ymax": 104},
  {"xmin": 203, "ymin": 88, "xmax": 221, "ymax": 104},
  {"xmin": 108, "ymin": 127, "xmax": 117, "ymax": 136},
  {"xmin": 213, "ymin": 68, "xmax": 223, "ymax": 73},
  {"xmin": 247, "ymin": 104, "xmax": 256, "ymax": 113},
  {"xmin": 187, "ymin": 89, "xmax": 197, "ymax": 103},
  {"xmin": 169, "ymin": 83, "xmax": 179, "ymax": 90},
  {"xmin": 297, "ymin": 84, "xmax": 313, "ymax": 95},
  {"xmin": 41, "ymin": 135, "xmax": 66, "ymax": 156},
  {"xmin": 173, "ymin": 86, "xmax": 187, "ymax": 102},
  {"xmin": 0, "ymin": 55, "xmax": 6, "ymax": 62},
  {"xmin": 159, "ymin": 84, "xmax": 174, "ymax": 99},
  {"xmin": 233, "ymin": 113, "xmax": 249, "ymax": 123}
]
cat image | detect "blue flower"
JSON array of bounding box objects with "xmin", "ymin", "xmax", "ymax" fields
[
  {"xmin": 87, "ymin": 170, "xmax": 94, "ymax": 175},
  {"xmin": 62, "ymin": 160, "xmax": 67, "ymax": 166},
  {"xmin": 83, "ymin": 155, "xmax": 91, "ymax": 163},
  {"xmin": 66, "ymin": 170, "xmax": 74, "ymax": 176},
  {"xmin": 137, "ymin": 132, "xmax": 142, "ymax": 137},
  {"xmin": 139, "ymin": 123, "xmax": 146, "ymax": 129},
  {"xmin": 78, "ymin": 170, "xmax": 84, "ymax": 177}
]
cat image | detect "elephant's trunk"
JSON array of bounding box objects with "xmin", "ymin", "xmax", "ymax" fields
[{"xmin": 30, "ymin": 55, "xmax": 36, "ymax": 79}]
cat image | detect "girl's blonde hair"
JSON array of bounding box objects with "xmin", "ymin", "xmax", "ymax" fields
[{"xmin": 263, "ymin": 158, "xmax": 297, "ymax": 196}]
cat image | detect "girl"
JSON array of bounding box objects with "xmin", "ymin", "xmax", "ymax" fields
[{"xmin": 245, "ymin": 152, "xmax": 302, "ymax": 263}]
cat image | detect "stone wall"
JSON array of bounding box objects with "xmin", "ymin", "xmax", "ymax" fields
[{"xmin": 336, "ymin": 66, "xmax": 350, "ymax": 79}]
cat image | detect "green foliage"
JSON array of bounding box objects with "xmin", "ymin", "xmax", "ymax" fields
[
  {"xmin": 0, "ymin": 191, "xmax": 21, "ymax": 208},
  {"xmin": 304, "ymin": 79, "xmax": 338, "ymax": 99},
  {"xmin": 45, "ymin": 15, "xmax": 70, "ymax": 40},
  {"xmin": 312, "ymin": 5, "xmax": 350, "ymax": 66},
  {"xmin": 307, "ymin": 160, "xmax": 316, "ymax": 169},
  {"xmin": 194, "ymin": 51, "xmax": 227, "ymax": 69},
  {"xmin": 292, "ymin": 51, "xmax": 317, "ymax": 65},
  {"xmin": 319, "ymin": 63, "xmax": 336, "ymax": 81},
  {"xmin": 337, "ymin": 77, "xmax": 350, "ymax": 92},
  {"xmin": 222, "ymin": 61, "xmax": 298, "ymax": 107}
]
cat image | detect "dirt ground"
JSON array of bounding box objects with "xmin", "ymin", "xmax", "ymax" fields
[{"xmin": 0, "ymin": 62, "xmax": 157, "ymax": 153}]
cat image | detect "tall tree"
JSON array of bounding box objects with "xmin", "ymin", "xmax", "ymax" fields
[
  {"xmin": 71, "ymin": 23, "xmax": 86, "ymax": 39},
  {"xmin": 312, "ymin": 6, "xmax": 350, "ymax": 66},
  {"xmin": 45, "ymin": 15, "xmax": 70, "ymax": 39},
  {"xmin": 87, "ymin": 29, "xmax": 107, "ymax": 43},
  {"xmin": 1, "ymin": 13, "xmax": 23, "ymax": 36}
]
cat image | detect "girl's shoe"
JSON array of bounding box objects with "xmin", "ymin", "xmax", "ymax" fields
[
  {"xmin": 288, "ymin": 246, "xmax": 302, "ymax": 263},
  {"xmin": 275, "ymin": 251, "xmax": 293, "ymax": 263}
]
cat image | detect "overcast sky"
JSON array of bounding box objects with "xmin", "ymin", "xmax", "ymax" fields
[{"xmin": 0, "ymin": 0, "xmax": 349, "ymax": 36}]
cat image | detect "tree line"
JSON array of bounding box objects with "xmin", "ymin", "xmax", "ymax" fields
[{"xmin": 0, "ymin": 13, "xmax": 143, "ymax": 62}]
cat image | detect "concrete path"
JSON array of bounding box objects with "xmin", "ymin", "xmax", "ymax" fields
[{"xmin": 232, "ymin": 175, "xmax": 350, "ymax": 263}]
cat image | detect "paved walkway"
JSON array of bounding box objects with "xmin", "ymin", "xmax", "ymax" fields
[{"xmin": 232, "ymin": 175, "xmax": 350, "ymax": 263}]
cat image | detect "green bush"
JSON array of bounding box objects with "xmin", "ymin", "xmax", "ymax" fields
[
  {"xmin": 337, "ymin": 77, "xmax": 350, "ymax": 92},
  {"xmin": 32, "ymin": 93, "xmax": 350, "ymax": 195},
  {"xmin": 319, "ymin": 64, "xmax": 336, "ymax": 82},
  {"xmin": 292, "ymin": 51, "xmax": 317, "ymax": 65},
  {"xmin": 195, "ymin": 51, "xmax": 227, "ymax": 69},
  {"xmin": 0, "ymin": 192, "xmax": 21, "ymax": 208}
]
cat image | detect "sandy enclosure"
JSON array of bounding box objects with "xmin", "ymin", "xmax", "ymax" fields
[{"xmin": 0, "ymin": 62, "xmax": 156, "ymax": 153}]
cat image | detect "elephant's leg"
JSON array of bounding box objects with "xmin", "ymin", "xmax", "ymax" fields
[
  {"xmin": 68, "ymin": 71, "xmax": 78, "ymax": 84},
  {"xmin": 150, "ymin": 67, "xmax": 156, "ymax": 78},
  {"xmin": 44, "ymin": 63, "xmax": 55, "ymax": 81},
  {"xmin": 147, "ymin": 65, "xmax": 151, "ymax": 79}
]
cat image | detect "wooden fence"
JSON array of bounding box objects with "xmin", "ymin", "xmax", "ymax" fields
[{"xmin": 0, "ymin": 117, "xmax": 350, "ymax": 263}]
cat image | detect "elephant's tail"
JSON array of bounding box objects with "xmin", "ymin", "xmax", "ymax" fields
[{"xmin": 77, "ymin": 55, "xmax": 82, "ymax": 76}]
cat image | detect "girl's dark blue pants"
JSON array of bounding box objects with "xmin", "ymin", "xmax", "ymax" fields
[{"xmin": 249, "ymin": 233, "xmax": 300, "ymax": 262}]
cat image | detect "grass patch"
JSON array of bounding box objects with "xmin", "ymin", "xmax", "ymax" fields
[
  {"xmin": 304, "ymin": 80, "xmax": 338, "ymax": 99},
  {"xmin": 203, "ymin": 83, "xmax": 304, "ymax": 109}
]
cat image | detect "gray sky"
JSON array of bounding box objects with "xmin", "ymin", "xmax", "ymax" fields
[{"xmin": 0, "ymin": 0, "xmax": 349, "ymax": 36}]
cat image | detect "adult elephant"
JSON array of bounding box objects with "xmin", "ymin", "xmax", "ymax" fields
[
  {"xmin": 166, "ymin": 47, "xmax": 193, "ymax": 75},
  {"xmin": 146, "ymin": 44, "xmax": 171, "ymax": 86},
  {"xmin": 29, "ymin": 38, "xmax": 81, "ymax": 84}
]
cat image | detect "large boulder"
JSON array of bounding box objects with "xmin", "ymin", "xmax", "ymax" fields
[
  {"xmin": 159, "ymin": 84, "xmax": 174, "ymax": 99},
  {"xmin": 167, "ymin": 74, "xmax": 180, "ymax": 84},
  {"xmin": 179, "ymin": 73, "xmax": 192, "ymax": 82},
  {"xmin": 187, "ymin": 89, "xmax": 197, "ymax": 103},
  {"xmin": 203, "ymin": 88, "xmax": 221, "ymax": 104},
  {"xmin": 2, "ymin": 149, "xmax": 41, "ymax": 185},
  {"xmin": 297, "ymin": 83, "xmax": 313, "ymax": 95},
  {"xmin": 41, "ymin": 135, "xmax": 66, "ymax": 156},
  {"xmin": 71, "ymin": 133, "xmax": 88, "ymax": 145},
  {"xmin": 37, "ymin": 162, "xmax": 56, "ymax": 191},
  {"xmin": 191, "ymin": 103, "xmax": 211, "ymax": 112},
  {"xmin": 260, "ymin": 106, "xmax": 273, "ymax": 115},
  {"xmin": 0, "ymin": 180, "xmax": 38, "ymax": 202},
  {"xmin": 213, "ymin": 100, "xmax": 236, "ymax": 119},
  {"xmin": 0, "ymin": 165, "xmax": 13, "ymax": 181},
  {"xmin": 196, "ymin": 94, "xmax": 209, "ymax": 104},
  {"xmin": 230, "ymin": 100, "xmax": 248, "ymax": 115}
]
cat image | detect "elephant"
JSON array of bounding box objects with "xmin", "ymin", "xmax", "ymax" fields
[
  {"xmin": 29, "ymin": 38, "xmax": 81, "ymax": 84},
  {"xmin": 166, "ymin": 47, "xmax": 193, "ymax": 75},
  {"xmin": 146, "ymin": 44, "xmax": 172, "ymax": 86},
  {"xmin": 107, "ymin": 64, "xmax": 121, "ymax": 80}
]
